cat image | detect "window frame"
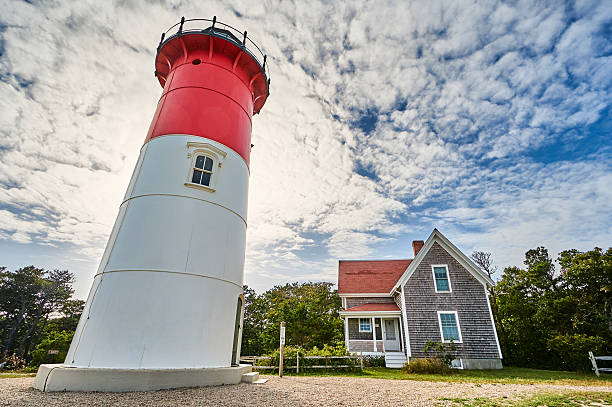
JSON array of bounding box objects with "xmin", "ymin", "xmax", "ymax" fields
[
  {"xmin": 190, "ymin": 154, "xmax": 215, "ymax": 187},
  {"xmin": 431, "ymin": 264, "xmax": 452, "ymax": 293},
  {"xmin": 358, "ymin": 318, "xmax": 372, "ymax": 332},
  {"xmin": 437, "ymin": 311, "xmax": 463, "ymax": 343},
  {"xmin": 184, "ymin": 142, "xmax": 227, "ymax": 193}
]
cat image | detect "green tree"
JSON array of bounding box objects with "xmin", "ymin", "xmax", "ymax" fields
[
  {"xmin": 558, "ymin": 247, "xmax": 612, "ymax": 337},
  {"xmin": 496, "ymin": 246, "xmax": 612, "ymax": 370},
  {"xmin": 240, "ymin": 282, "xmax": 343, "ymax": 355},
  {"xmin": 240, "ymin": 286, "xmax": 266, "ymax": 356},
  {"xmin": 0, "ymin": 266, "xmax": 75, "ymax": 361}
]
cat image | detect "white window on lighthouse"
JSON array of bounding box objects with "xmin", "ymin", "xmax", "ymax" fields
[
  {"xmin": 185, "ymin": 142, "xmax": 227, "ymax": 193},
  {"xmin": 191, "ymin": 155, "xmax": 214, "ymax": 187}
]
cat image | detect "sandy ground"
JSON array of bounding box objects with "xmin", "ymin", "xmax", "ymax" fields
[{"xmin": 1, "ymin": 376, "xmax": 611, "ymax": 406}]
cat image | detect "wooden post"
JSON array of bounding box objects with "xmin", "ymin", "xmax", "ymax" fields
[
  {"xmin": 360, "ymin": 351, "xmax": 364, "ymax": 371},
  {"xmin": 296, "ymin": 350, "xmax": 299, "ymax": 374},
  {"xmin": 279, "ymin": 321, "xmax": 285, "ymax": 377}
]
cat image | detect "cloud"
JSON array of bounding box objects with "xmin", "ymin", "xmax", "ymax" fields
[{"xmin": 0, "ymin": 0, "xmax": 610, "ymax": 296}]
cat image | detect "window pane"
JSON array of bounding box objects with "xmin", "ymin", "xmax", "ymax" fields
[
  {"xmin": 359, "ymin": 318, "xmax": 371, "ymax": 331},
  {"xmin": 201, "ymin": 172, "xmax": 211, "ymax": 186},
  {"xmin": 195, "ymin": 156, "xmax": 205, "ymax": 169},
  {"xmin": 434, "ymin": 267, "xmax": 447, "ymax": 278},
  {"xmin": 440, "ymin": 313, "xmax": 460, "ymax": 341},
  {"xmin": 191, "ymin": 170, "xmax": 202, "ymax": 184},
  {"xmin": 434, "ymin": 266, "xmax": 450, "ymax": 291},
  {"xmin": 204, "ymin": 157, "xmax": 213, "ymax": 171},
  {"xmin": 436, "ymin": 278, "xmax": 450, "ymax": 291}
]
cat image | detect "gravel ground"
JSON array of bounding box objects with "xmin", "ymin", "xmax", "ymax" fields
[{"xmin": 1, "ymin": 376, "xmax": 611, "ymax": 406}]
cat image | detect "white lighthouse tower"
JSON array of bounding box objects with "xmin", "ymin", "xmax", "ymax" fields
[{"xmin": 34, "ymin": 17, "xmax": 270, "ymax": 392}]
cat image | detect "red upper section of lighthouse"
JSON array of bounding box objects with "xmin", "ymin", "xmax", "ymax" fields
[{"xmin": 146, "ymin": 18, "xmax": 270, "ymax": 166}]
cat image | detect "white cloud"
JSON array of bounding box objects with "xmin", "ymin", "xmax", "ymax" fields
[{"xmin": 0, "ymin": 0, "xmax": 610, "ymax": 296}]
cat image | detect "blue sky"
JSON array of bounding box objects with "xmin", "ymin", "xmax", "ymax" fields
[{"xmin": 0, "ymin": 0, "xmax": 611, "ymax": 299}]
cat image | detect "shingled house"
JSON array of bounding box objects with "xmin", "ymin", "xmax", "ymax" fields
[{"xmin": 338, "ymin": 229, "xmax": 502, "ymax": 369}]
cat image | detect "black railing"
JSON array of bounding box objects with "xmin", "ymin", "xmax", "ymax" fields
[{"xmin": 157, "ymin": 17, "xmax": 269, "ymax": 83}]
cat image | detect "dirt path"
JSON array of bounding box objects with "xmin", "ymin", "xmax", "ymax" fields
[{"xmin": 1, "ymin": 376, "xmax": 611, "ymax": 406}]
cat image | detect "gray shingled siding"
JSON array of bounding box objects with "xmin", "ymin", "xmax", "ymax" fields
[
  {"xmin": 348, "ymin": 318, "xmax": 383, "ymax": 340},
  {"xmin": 345, "ymin": 297, "xmax": 395, "ymax": 309},
  {"xmin": 404, "ymin": 242, "xmax": 499, "ymax": 359},
  {"xmin": 348, "ymin": 318, "xmax": 374, "ymax": 340},
  {"xmin": 349, "ymin": 340, "xmax": 374, "ymax": 352}
]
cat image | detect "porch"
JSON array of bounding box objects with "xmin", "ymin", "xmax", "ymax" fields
[{"xmin": 339, "ymin": 303, "xmax": 408, "ymax": 368}]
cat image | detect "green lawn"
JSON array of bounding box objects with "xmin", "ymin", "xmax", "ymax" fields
[
  {"xmin": 259, "ymin": 366, "xmax": 612, "ymax": 386},
  {"xmin": 440, "ymin": 391, "xmax": 612, "ymax": 406},
  {"xmin": 0, "ymin": 372, "xmax": 36, "ymax": 379}
]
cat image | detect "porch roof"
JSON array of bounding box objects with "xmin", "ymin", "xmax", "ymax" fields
[{"xmin": 343, "ymin": 303, "xmax": 401, "ymax": 313}]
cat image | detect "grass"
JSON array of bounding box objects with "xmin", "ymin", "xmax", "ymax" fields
[
  {"xmin": 439, "ymin": 391, "xmax": 612, "ymax": 406},
  {"xmin": 0, "ymin": 372, "xmax": 36, "ymax": 379},
  {"xmin": 258, "ymin": 366, "xmax": 612, "ymax": 386}
]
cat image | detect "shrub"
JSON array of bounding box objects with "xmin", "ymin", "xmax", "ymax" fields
[
  {"xmin": 423, "ymin": 339, "xmax": 457, "ymax": 367},
  {"xmin": 0, "ymin": 351, "xmax": 26, "ymax": 371},
  {"xmin": 29, "ymin": 330, "xmax": 74, "ymax": 368},
  {"xmin": 402, "ymin": 340, "xmax": 457, "ymax": 375},
  {"xmin": 402, "ymin": 357, "xmax": 453, "ymax": 374},
  {"xmin": 254, "ymin": 344, "xmax": 359, "ymax": 370},
  {"xmin": 362, "ymin": 355, "xmax": 386, "ymax": 367},
  {"xmin": 547, "ymin": 334, "xmax": 607, "ymax": 372}
]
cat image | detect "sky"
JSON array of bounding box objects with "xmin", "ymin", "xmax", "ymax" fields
[{"xmin": 0, "ymin": 0, "xmax": 611, "ymax": 299}]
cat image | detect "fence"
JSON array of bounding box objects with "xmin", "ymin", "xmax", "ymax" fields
[{"xmin": 241, "ymin": 352, "xmax": 364, "ymax": 373}]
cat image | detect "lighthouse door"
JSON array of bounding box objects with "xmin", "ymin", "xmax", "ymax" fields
[{"xmin": 231, "ymin": 296, "xmax": 243, "ymax": 366}]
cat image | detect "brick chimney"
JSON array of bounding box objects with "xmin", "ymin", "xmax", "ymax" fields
[{"xmin": 412, "ymin": 240, "xmax": 424, "ymax": 256}]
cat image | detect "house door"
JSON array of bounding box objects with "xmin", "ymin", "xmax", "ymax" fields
[{"xmin": 383, "ymin": 319, "xmax": 400, "ymax": 351}]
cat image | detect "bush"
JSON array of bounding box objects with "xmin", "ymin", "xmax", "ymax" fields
[
  {"xmin": 0, "ymin": 351, "xmax": 26, "ymax": 371},
  {"xmin": 402, "ymin": 357, "xmax": 453, "ymax": 374},
  {"xmin": 255, "ymin": 344, "xmax": 359, "ymax": 370},
  {"xmin": 362, "ymin": 355, "xmax": 386, "ymax": 367},
  {"xmin": 29, "ymin": 330, "xmax": 74, "ymax": 368},
  {"xmin": 423, "ymin": 340, "xmax": 457, "ymax": 367},
  {"xmin": 547, "ymin": 334, "xmax": 607, "ymax": 372}
]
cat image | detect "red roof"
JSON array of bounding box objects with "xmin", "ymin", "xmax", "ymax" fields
[
  {"xmin": 343, "ymin": 303, "xmax": 401, "ymax": 312},
  {"xmin": 337, "ymin": 259, "xmax": 412, "ymax": 294}
]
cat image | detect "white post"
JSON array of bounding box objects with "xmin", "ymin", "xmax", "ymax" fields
[
  {"xmin": 372, "ymin": 317, "xmax": 377, "ymax": 352},
  {"xmin": 381, "ymin": 318, "xmax": 386, "ymax": 353},
  {"xmin": 296, "ymin": 350, "xmax": 299, "ymax": 374},
  {"xmin": 344, "ymin": 317, "xmax": 350, "ymax": 351},
  {"xmin": 397, "ymin": 317, "xmax": 405, "ymax": 353},
  {"xmin": 279, "ymin": 321, "xmax": 285, "ymax": 378}
]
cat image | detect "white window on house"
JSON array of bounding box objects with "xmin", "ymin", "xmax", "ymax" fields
[
  {"xmin": 359, "ymin": 318, "xmax": 371, "ymax": 332},
  {"xmin": 438, "ymin": 311, "xmax": 462, "ymax": 343},
  {"xmin": 432, "ymin": 265, "xmax": 451, "ymax": 292},
  {"xmin": 191, "ymin": 155, "xmax": 214, "ymax": 187}
]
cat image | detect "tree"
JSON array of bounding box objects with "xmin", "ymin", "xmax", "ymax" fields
[
  {"xmin": 0, "ymin": 266, "xmax": 75, "ymax": 361},
  {"xmin": 240, "ymin": 286, "xmax": 266, "ymax": 356},
  {"xmin": 495, "ymin": 246, "xmax": 612, "ymax": 370},
  {"xmin": 558, "ymin": 247, "xmax": 612, "ymax": 337},
  {"xmin": 240, "ymin": 282, "xmax": 343, "ymax": 355}
]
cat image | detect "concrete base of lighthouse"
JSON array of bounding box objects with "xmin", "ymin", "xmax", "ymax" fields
[{"xmin": 33, "ymin": 364, "xmax": 252, "ymax": 392}]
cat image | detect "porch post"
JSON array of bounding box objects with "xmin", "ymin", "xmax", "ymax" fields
[
  {"xmin": 372, "ymin": 317, "xmax": 377, "ymax": 352},
  {"xmin": 380, "ymin": 318, "xmax": 386, "ymax": 353},
  {"xmin": 344, "ymin": 317, "xmax": 350, "ymax": 351},
  {"xmin": 397, "ymin": 317, "xmax": 405, "ymax": 352}
]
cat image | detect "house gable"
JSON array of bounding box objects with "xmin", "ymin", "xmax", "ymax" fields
[
  {"xmin": 401, "ymin": 240, "xmax": 501, "ymax": 359},
  {"xmin": 391, "ymin": 229, "xmax": 493, "ymax": 294}
]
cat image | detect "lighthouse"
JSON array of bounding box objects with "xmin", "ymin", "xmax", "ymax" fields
[{"xmin": 34, "ymin": 17, "xmax": 269, "ymax": 392}]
